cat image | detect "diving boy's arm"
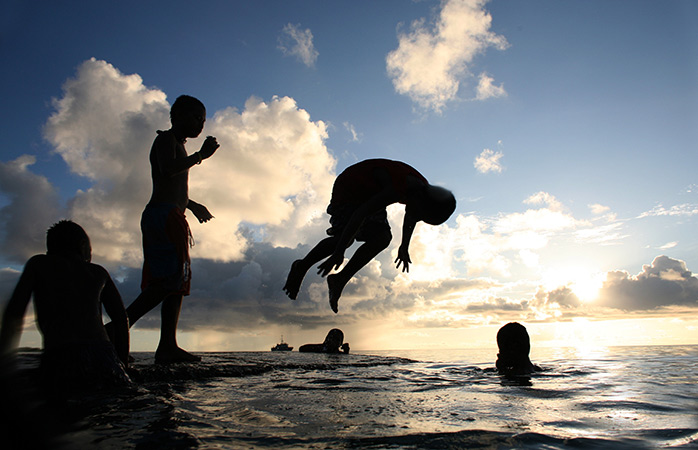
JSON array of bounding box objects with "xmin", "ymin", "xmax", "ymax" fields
[
  {"xmin": 187, "ymin": 199, "xmax": 214, "ymax": 223},
  {"xmin": 99, "ymin": 268, "xmax": 130, "ymax": 367},
  {"xmin": 155, "ymin": 133, "xmax": 219, "ymax": 177},
  {"xmin": 395, "ymin": 212, "xmax": 418, "ymax": 273},
  {"xmin": 0, "ymin": 257, "xmax": 37, "ymax": 356}
]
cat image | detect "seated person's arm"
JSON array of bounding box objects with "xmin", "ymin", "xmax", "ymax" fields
[
  {"xmin": 0, "ymin": 258, "xmax": 37, "ymax": 356},
  {"xmin": 100, "ymin": 269, "xmax": 130, "ymax": 367}
]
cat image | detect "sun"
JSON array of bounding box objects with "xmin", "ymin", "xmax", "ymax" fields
[{"xmin": 542, "ymin": 267, "xmax": 605, "ymax": 303}]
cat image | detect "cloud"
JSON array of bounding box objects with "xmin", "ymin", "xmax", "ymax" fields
[
  {"xmin": 278, "ymin": 23, "xmax": 319, "ymax": 68},
  {"xmin": 0, "ymin": 155, "xmax": 61, "ymax": 261},
  {"xmin": 343, "ymin": 122, "xmax": 362, "ymax": 143},
  {"xmin": 475, "ymin": 73, "xmax": 506, "ymax": 100},
  {"xmin": 35, "ymin": 59, "xmax": 336, "ymax": 268},
  {"xmin": 638, "ymin": 203, "xmax": 698, "ymax": 218},
  {"xmin": 597, "ymin": 256, "xmax": 698, "ymax": 310},
  {"xmin": 474, "ymin": 148, "xmax": 503, "ymax": 173},
  {"xmin": 386, "ymin": 0, "xmax": 509, "ymax": 112}
]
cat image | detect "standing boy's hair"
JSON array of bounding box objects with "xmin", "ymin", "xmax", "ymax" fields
[
  {"xmin": 46, "ymin": 220, "xmax": 89, "ymax": 256},
  {"xmin": 170, "ymin": 95, "xmax": 205, "ymax": 120}
]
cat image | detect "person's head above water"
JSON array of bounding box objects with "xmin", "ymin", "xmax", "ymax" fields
[
  {"xmin": 46, "ymin": 220, "xmax": 91, "ymax": 262},
  {"xmin": 323, "ymin": 328, "xmax": 344, "ymax": 348},
  {"xmin": 408, "ymin": 184, "xmax": 456, "ymax": 226},
  {"xmin": 496, "ymin": 322, "xmax": 538, "ymax": 375}
]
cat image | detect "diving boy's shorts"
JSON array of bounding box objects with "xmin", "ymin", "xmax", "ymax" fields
[{"xmin": 325, "ymin": 202, "xmax": 391, "ymax": 242}]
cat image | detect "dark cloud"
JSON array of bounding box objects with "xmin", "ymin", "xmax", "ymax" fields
[
  {"xmin": 597, "ymin": 256, "xmax": 698, "ymax": 311},
  {"xmin": 0, "ymin": 156, "xmax": 62, "ymax": 263}
]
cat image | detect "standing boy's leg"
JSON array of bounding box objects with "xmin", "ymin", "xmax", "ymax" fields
[{"xmin": 155, "ymin": 294, "xmax": 200, "ymax": 362}]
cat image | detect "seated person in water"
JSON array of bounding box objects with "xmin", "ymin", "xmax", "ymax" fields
[
  {"xmin": 495, "ymin": 322, "xmax": 541, "ymax": 375},
  {"xmin": 298, "ymin": 328, "xmax": 350, "ymax": 354},
  {"xmin": 283, "ymin": 158, "xmax": 456, "ymax": 313},
  {"xmin": 0, "ymin": 220, "xmax": 131, "ymax": 390}
]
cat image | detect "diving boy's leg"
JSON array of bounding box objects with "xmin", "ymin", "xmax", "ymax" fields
[
  {"xmin": 327, "ymin": 230, "xmax": 391, "ymax": 313},
  {"xmin": 155, "ymin": 294, "xmax": 201, "ymax": 363},
  {"xmin": 283, "ymin": 237, "xmax": 338, "ymax": 299}
]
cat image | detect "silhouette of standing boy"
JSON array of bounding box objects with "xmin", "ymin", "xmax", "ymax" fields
[
  {"xmin": 0, "ymin": 220, "xmax": 130, "ymax": 388},
  {"xmin": 283, "ymin": 158, "xmax": 455, "ymax": 313},
  {"xmin": 125, "ymin": 95, "xmax": 219, "ymax": 363}
]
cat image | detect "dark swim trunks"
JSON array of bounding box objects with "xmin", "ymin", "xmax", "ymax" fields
[
  {"xmin": 140, "ymin": 203, "xmax": 192, "ymax": 295},
  {"xmin": 325, "ymin": 203, "xmax": 391, "ymax": 242}
]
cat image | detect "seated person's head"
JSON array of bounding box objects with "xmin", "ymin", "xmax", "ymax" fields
[
  {"xmin": 408, "ymin": 185, "xmax": 456, "ymax": 226},
  {"xmin": 323, "ymin": 328, "xmax": 344, "ymax": 349},
  {"xmin": 46, "ymin": 220, "xmax": 91, "ymax": 262},
  {"xmin": 496, "ymin": 322, "xmax": 535, "ymax": 374}
]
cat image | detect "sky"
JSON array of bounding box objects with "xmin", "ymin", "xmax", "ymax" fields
[{"xmin": 1, "ymin": 0, "xmax": 697, "ymax": 353}]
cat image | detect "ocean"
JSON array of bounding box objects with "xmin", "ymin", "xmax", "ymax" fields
[{"xmin": 3, "ymin": 345, "xmax": 697, "ymax": 449}]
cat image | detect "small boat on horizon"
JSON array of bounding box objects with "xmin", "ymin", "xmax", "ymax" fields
[{"xmin": 271, "ymin": 336, "xmax": 293, "ymax": 352}]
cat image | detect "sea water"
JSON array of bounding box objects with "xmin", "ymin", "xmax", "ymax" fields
[{"xmin": 4, "ymin": 345, "xmax": 697, "ymax": 449}]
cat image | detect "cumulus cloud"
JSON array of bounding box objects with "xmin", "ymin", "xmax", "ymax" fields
[
  {"xmin": 474, "ymin": 148, "xmax": 503, "ymax": 173},
  {"xmin": 278, "ymin": 23, "xmax": 319, "ymax": 68},
  {"xmin": 597, "ymin": 256, "xmax": 698, "ymax": 311},
  {"xmin": 0, "ymin": 155, "xmax": 61, "ymax": 261},
  {"xmin": 386, "ymin": 0, "xmax": 508, "ymax": 112}
]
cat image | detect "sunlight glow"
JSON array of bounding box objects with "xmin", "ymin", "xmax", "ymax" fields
[{"xmin": 542, "ymin": 266, "xmax": 605, "ymax": 302}]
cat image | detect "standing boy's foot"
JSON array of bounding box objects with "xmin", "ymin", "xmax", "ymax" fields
[
  {"xmin": 283, "ymin": 260, "xmax": 306, "ymax": 300},
  {"xmin": 154, "ymin": 346, "xmax": 202, "ymax": 364},
  {"xmin": 327, "ymin": 274, "xmax": 344, "ymax": 313}
]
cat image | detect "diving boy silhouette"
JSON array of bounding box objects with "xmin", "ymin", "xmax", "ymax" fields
[
  {"xmin": 283, "ymin": 159, "xmax": 455, "ymax": 313},
  {"xmin": 124, "ymin": 95, "xmax": 219, "ymax": 363}
]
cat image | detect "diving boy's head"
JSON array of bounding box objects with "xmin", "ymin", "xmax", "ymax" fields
[
  {"xmin": 47, "ymin": 220, "xmax": 91, "ymax": 262},
  {"xmin": 408, "ymin": 184, "xmax": 456, "ymax": 226},
  {"xmin": 171, "ymin": 95, "xmax": 206, "ymax": 138}
]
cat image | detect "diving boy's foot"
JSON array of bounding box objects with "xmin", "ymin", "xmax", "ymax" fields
[
  {"xmin": 327, "ymin": 274, "xmax": 345, "ymax": 314},
  {"xmin": 154, "ymin": 347, "xmax": 202, "ymax": 364},
  {"xmin": 283, "ymin": 259, "xmax": 306, "ymax": 300}
]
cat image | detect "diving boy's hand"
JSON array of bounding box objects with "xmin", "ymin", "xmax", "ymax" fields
[
  {"xmin": 188, "ymin": 202, "xmax": 214, "ymax": 223},
  {"xmin": 395, "ymin": 245, "xmax": 411, "ymax": 273},
  {"xmin": 199, "ymin": 136, "xmax": 220, "ymax": 160},
  {"xmin": 318, "ymin": 253, "xmax": 344, "ymax": 277}
]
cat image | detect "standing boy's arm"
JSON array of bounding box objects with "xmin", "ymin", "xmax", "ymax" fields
[
  {"xmin": 0, "ymin": 258, "xmax": 37, "ymax": 356},
  {"xmin": 187, "ymin": 200, "xmax": 214, "ymax": 223},
  {"xmin": 395, "ymin": 212, "xmax": 418, "ymax": 273},
  {"xmin": 99, "ymin": 269, "xmax": 130, "ymax": 367},
  {"xmin": 156, "ymin": 134, "xmax": 219, "ymax": 177}
]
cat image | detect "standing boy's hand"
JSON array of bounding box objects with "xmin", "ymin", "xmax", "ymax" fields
[
  {"xmin": 199, "ymin": 136, "xmax": 220, "ymax": 160},
  {"xmin": 188, "ymin": 201, "xmax": 214, "ymax": 223}
]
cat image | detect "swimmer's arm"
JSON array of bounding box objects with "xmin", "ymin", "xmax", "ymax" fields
[
  {"xmin": 0, "ymin": 258, "xmax": 37, "ymax": 356},
  {"xmin": 100, "ymin": 270, "xmax": 130, "ymax": 366},
  {"xmin": 395, "ymin": 212, "xmax": 418, "ymax": 273}
]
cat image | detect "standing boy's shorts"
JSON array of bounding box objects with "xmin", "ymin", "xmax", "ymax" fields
[
  {"xmin": 325, "ymin": 202, "xmax": 391, "ymax": 242},
  {"xmin": 140, "ymin": 203, "xmax": 192, "ymax": 295}
]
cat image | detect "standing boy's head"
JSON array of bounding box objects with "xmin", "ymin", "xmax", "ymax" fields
[
  {"xmin": 46, "ymin": 220, "xmax": 91, "ymax": 262},
  {"xmin": 496, "ymin": 322, "xmax": 531, "ymax": 356},
  {"xmin": 170, "ymin": 95, "xmax": 206, "ymax": 138}
]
